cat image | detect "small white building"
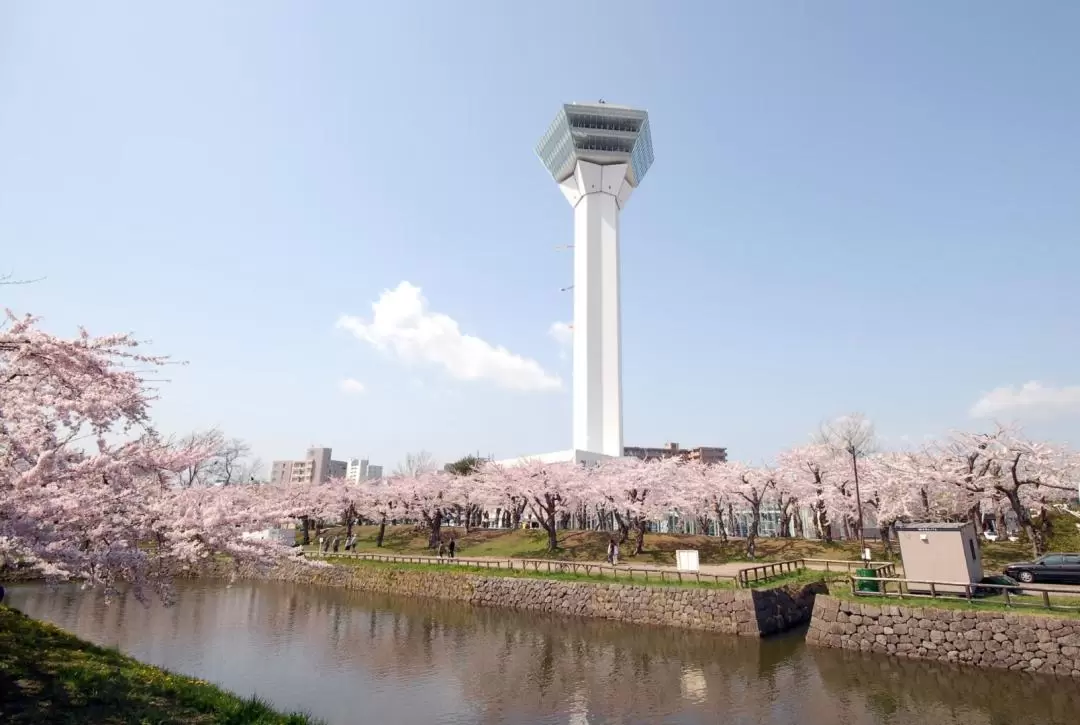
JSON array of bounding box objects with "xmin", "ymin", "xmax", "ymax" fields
[{"xmin": 240, "ymin": 527, "xmax": 295, "ymax": 546}]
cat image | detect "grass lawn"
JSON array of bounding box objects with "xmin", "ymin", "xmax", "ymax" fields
[
  {"xmin": 304, "ymin": 523, "xmax": 1045, "ymax": 572},
  {"xmin": 745, "ymin": 568, "xmax": 850, "ymax": 590},
  {"xmin": 321, "ymin": 556, "xmax": 738, "ymax": 590},
  {"xmin": 0, "ymin": 605, "xmax": 322, "ymax": 725},
  {"xmin": 833, "ymin": 589, "xmax": 1080, "ymax": 620},
  {"xmin": 310, "ymin": 525, "xmax": 892, "ymax": 563}
]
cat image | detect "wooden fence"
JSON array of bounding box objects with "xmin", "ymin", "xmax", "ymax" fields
[
  {"xmin": 308, "ymin": 551, "xmax": 741, "ymax": 587},
  {"xmin": 848, "ymin": 574, "xmax": 1080, "ymax": 612},
  {"xmin": 737, "ymin": 558, "xmax": 896, "ymax": 587}
]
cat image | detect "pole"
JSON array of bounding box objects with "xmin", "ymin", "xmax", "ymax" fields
[{"xmin": 852, "ymin": 448, "xmax": 865, "ymax": 549}]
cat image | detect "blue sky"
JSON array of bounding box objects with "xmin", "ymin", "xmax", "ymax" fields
[{"xmin": 2, "ymin": 2, "xmax": 1079, "ymax": 471}]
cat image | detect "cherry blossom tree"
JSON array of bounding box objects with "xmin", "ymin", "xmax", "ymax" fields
[
  {"xmin": 475, "ymin": 462, "xmax": 530, "ymax": 530},
  {"xmin": 725, "ymin": 463, "xmax": 774, "ymax": 559},
  {"xmin": 592, "ymin": 457, "xmax": 677, "ymax": 555},
  {"xmin": 0, "ymin": 312, "xmax": 296, "ymax": 602},
  {"xmin": 395, "ymin": 470, "xmax": 453, "ymax": 549},
  {"xmin": 355, "ymin": 479, "xmax": 398, "ymax": 547},
  {"xmin": 777, "ymin": 445, "xmax": 840, "ymax": 542},
  {"xmin": 772, "ymin": 465, "xmax": 801, "ymax": 538},
  {"xmin": 678, "ymin": 460, "xmax": 731, "ymax": 542},
  {"xmin": 925, "ymin": 426, "xmax": 1077, "ymax": 556},
  {"xmin": 502, "ymin": 460, "xmax": 581, "ymax": 553},
  {"xmin": 816, "ymin": 413, "xmax": 876, "ymax": 544}
]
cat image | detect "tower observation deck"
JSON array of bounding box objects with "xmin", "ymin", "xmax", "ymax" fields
[{"xmin": 535, "ymin": 103, "xmax": 654, "ymax": 459}]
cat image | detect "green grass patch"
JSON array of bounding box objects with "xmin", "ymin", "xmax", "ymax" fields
[
  {"xmin": 0, "ymin": 605, "xmax": 323, "ymax": 725},
  {"xmin": 311, "ymin": 525, "xmax": 904, "ymax": 565},
  {"xmin": 833, "ymin": 588, "xmax": 1080, "ymax": 620},
  {"xmin": 321, "ymin": 555, "xmax": 737, "ymax": 590},
  {"xmin": 744, "ymin": 568, "xmax": 847, "ymax": 590},
  {"xmin": 306, "ymin": 510, "xmax": 1080, "ymax": 574}
]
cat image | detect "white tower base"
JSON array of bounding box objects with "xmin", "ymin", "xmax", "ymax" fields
[{"xmin": 559, "ymin": 160, "xmax": 633, "ymax": 459}]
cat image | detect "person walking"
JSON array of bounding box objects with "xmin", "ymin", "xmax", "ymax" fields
[
  {"xmin": 448, "ymin": 537, "xmax": 456, "ymax": 559},
  {"xmin": 612, "ymin": 540, "xmax": 620, "ymax": 566},
  {"xmin": 438, "ymin": 541, "xmax": 446, "ymax": 558},
  {"xmin": 331, "ymin": 536, "xmax": 340, "ymax": 553},
  {"xmin": 317, "ymin": 536, "xmax": 324, "ymax": 553},
  {"xmin": 606, "ymin": 537, "xmax": 615, "ymax": 565},
  {"xmin": 322, "ymin": 537, "xmax": 330, "ymax": 554}
]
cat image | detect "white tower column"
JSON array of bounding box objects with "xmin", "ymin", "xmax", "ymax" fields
[{"xmin": 559, "ymin": 160, "xmax": 634, "ymax": 458}]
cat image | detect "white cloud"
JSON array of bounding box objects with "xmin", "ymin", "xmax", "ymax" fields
[
  {"xmin": 970, "ymin": 381, "xmax": 1080, "ymax": 418},
  {"xmin": 340, "ymin": 378, "xmax": 366, "ymax": 395},
  {"xmin": 336, "ymin": 281, "xmax": 562, "ymax": 392},
  {"xmin": 549, "ymin": 321, "xmax": 573, "ymax": 345}
]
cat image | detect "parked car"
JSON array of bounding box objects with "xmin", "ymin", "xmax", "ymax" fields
[
  {"xmin": 1003, "ymin": 553, "xmax": 1080, "ymax": 584},
  {"xmin": 973, "ymin": 574, "xmax": 1020, "ymax": 597}
]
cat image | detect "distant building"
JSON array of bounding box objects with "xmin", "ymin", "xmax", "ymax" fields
[
  {"xmin": 622, "ymin": 442, "xmax": 727, "ymax": 465},
  {"xmin": 346, "ymin": 458, "xmax": 368, "ymax": 483},
  {"xmin": 345, "ymin": 458, "xmax": 384, "ymax": 483},
  {"xmin": 270, "ymin": 446, "xmax": 347, "ymax": 485}
]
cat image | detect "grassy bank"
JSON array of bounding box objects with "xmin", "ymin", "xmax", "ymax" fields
[
  {"xmin": 307, "ymin": 523, "xmax": 1046, "ymax": 572},
  {"xmin": 833, "ymin": 589, "xmax": 1080, "ymax": 620},
  {"xmin": 0, "ymin": 605, "xmax": 322, "ymax": 725},
  {"xmin": 322, "ymin": 555, "xmax": 739, "ymax": 590},
  {"xmin": 313, "ymin": 525, "xmax": 896, "ymax": 563}
]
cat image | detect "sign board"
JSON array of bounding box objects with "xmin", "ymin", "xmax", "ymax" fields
[{"xmin": 676, "ymin": 549, "xmax": 700, "ymax": 572}]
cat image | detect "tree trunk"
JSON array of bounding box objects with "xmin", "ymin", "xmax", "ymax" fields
[
  {"xmin": 634, "ymin": 517, "xmax": 647, "ymax": 555},
  {"xmin": 376, "ymin": 515, "xmax": 387, "ymax": 547},
  {"xmin": 425, "ymin": 510, "xmax": 443, "ymax": 550},
  {"xmin": 995, "ymin": 509, "xmax": 1007, "ymax": 537},
  {"xmin": 778, "ymin": 498, "xmax": 793, "ymax": 538},
  {"xmin": 880, "ymin": 521, "xmax": 894, "ymax": 557},
  {"xmin": 712, "ymin": 504, "xmax": 728, "ymax": 543},
  {"xmin": 345, "ymin": 507, "xmax": 355, "ymax": 538},
  {"xmin": 967, "ymin": 504, "xmax": 984, "ymax": 536},
  {"xmin": 612, "ymin": 511, "xmax": 631, "ymax": 544},
  {"xmin": 531, "ymin": 494, "xmax": 560, "ymax": 553},
  {"xmin": 816, "ymin": 498, "xmax": 832, "ymax": 543},
  {"xmin": 746, "ymin": 505, "xmax": 761, "ymax": 559},
  {"xmin": 301, "ymin": 517, "xmax": 311, "ymax": 546},
  {"xmin": 1000, "ymin": 488, "xmax": 1045, "ymax": 558}
]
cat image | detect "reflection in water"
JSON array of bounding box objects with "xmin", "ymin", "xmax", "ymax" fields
[{"xmin": 6, "ymin": 581, "xmax": 1078, "ymax": 725}]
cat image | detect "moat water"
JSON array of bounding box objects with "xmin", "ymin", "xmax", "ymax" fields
[{"xmin": 7, "ymin": 580, "xmax": 1077, "ymax": 724}]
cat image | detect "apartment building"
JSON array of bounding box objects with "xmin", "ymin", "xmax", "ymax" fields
[
  {"xmin": 345, "ymin": 459, "xmax": 385, "ymax": 483},
  {"xmin": 270, "ymin": 447, "xmax": 347, "ymax": 485},
  {"xmin": 622, "ymin": 441, "xmax": 728, "ymax": 464}
]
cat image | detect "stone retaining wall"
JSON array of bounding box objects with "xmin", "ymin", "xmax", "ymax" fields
[
  {"xmin": 807, "ymin": 595, "xmax": 1080, "ymax": 677},
  {"xmin": 207, "ymin": 559, "xmax": 823, "ymax": 637}
]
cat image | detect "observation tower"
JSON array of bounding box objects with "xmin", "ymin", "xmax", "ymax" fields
[{"xmin": 536, "ymin": 102, "xmax": 655, "ymax": 459}]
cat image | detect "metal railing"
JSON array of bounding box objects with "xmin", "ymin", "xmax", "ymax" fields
[
  {"xmin": 737, "ymin": 558, "xmax": 896, "ymax": 587},
  {"xmin": 848, "ymin": 574, "xmax": 1080, "ymax": 612},
  {"xmin": 308, "ymin": 550, "xmax": 740, "ymax": 587}
]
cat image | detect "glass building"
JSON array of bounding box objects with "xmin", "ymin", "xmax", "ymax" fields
[{"xmin": 536, "ymin": 103, "xmax": 654, "ymax": 188}]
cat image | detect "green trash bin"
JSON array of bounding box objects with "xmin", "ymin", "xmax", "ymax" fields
[{"xmin": 855, "ymin": 568, "xmax": 880, "ymax": 593}]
